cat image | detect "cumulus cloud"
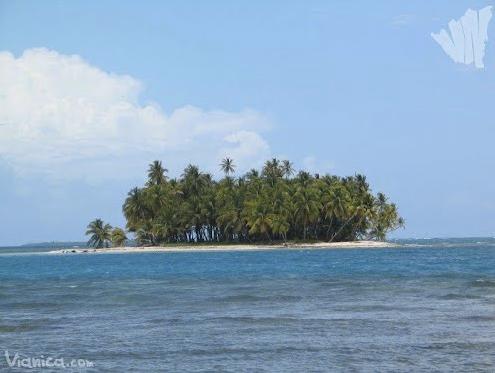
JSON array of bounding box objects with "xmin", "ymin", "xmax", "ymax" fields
[{"xmin": 0, "ymin": 48, "xmax": 271, "ymax": 181}]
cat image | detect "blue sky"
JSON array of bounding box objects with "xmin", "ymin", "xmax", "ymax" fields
[{"xmin": 1, "ymin": 0, "xmax": 495, "ymax": 245}]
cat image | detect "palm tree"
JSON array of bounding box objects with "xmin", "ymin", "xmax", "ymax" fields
[
  {"xmin": 295, "ymin": 171, "xmax": 312, "ymax": 187},
  {"xmin": 329, "ymin": 199, "xmax": 372, "ymax": 242},
  {"xmin": 293, "ymin": 185, "xmax": 321, "ymax": 240},
  {"xmin": 282, "ymin": 160, "xmax": 294, "ymax": 179},
  {"xmin": 322, "ymin": 184, "xmax": 349, "ymax": 240},
  {"xmin": 220, "ymin": 157, "xmax": 235, "ymax": 176},
  {"xmin": 111, "ymin": 227, "xmax": 127, "ymax": 247},
  {"xmin": 263, "ymin": 158, "xmax": 282, "ymax": 179},
  {"xmin": 181, "ymin": 165, "xmax": 214, "ymax": 242},
  {"xmin": 182, "ymin": 165, "xmax": 204, "ymax": 194},
  {"xmin": 147, "ymin": 160, "xmax": 168, "ymax": 186},
  {"xmin": 245, "ymin": 169, "xmax": 259, "ymax": 181},
  {"xmin": 271, "ymin": 214, "xmax": 289, "ymax": 242},
  {"xmin": 369, "ymin": 193, "xmax": 404, "ymax": 240},
  {"xmin": 123, "ymin": 187, "xmax": 147, "ymax": 233},
  {"xmin": 244, "ymin": 193, "xmax": 274, "ymax": 241},
  {"xmin": 86, "ymin": 219, "xmax": 112, "ymax": 248}
]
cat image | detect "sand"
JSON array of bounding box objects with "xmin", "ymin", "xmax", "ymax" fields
[{"xmin": 51, "ymin": 240, "xmax": 400, "ymax": 254}]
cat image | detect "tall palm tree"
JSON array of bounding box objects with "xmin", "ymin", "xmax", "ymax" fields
[
  {"xmin": 329, "ymin": 196, "xmax": 373, "ymax": 242},
  {"xmin": 282, "ymin": 160, "xmax": 294, "ymax": 179},
  {"xmin": 263, "ymin": 158, "xmax": 282, "ymax": 178},
  {"xmin": 369, "ymin": 193, "xmax": 404, "ymax": 240},
  {"xmin": 220, "ymin": 157, "xmax": 235, "ymax": 176},
  {"xmin": 271, "ymin": 214, "xmax": 289, "ymax": 242},
  {"xmin": 181, "ymin": 165, "xmax": 203, "ymax": 196},
  {"xmin": 86, "ymin": 219, "xmax": 112, "ymax": 248},
  {"xmin": 123, "ymin": 187, "xmax": 147, "ymax": 232},
  {"xmin": 322, "ymin": 184, "xmax": 349, "ymax": 240},
  {"xmin": 147, "ymin": 160, "xmax": 168, "ymax": 186},
  {"xmin": 244, "ymin": 197, "xmax": 273, "ymax": 242},
  {"xmin": 293, "ymin": 186, "xmax": 321, "ymax": 240}
]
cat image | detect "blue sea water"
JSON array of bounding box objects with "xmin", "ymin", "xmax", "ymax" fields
[{"xmin": 0, "ymin": 240, "xmax": 494, "ymax": 372}]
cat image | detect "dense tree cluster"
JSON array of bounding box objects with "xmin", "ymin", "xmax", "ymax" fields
[{"xmin": 118, "ymin": 159, "xmax": 404, "ymax": 245}]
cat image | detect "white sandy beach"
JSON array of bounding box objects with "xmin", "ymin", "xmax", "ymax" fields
[{"xmin": 52, "ymin": 240, "xmax": 400, "ymax": 254}]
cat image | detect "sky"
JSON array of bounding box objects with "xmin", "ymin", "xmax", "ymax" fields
[{"xmin": 1, "ymin": 0, "xmax": 495, "ymax": 245}]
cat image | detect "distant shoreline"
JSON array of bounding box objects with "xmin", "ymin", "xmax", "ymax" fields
[{"xmin": 51, "ymin": 240, "xmax": 399, "ymax": 254}]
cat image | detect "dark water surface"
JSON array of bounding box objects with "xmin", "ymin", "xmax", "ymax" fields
[{"xmin": 0, "ymin": 243, "xmax": 494, "ymax": 372}]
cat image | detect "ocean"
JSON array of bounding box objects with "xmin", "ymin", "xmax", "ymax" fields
[{"xmin": 0, "ymin": 239, "xmax": 494, "ymax": 371}]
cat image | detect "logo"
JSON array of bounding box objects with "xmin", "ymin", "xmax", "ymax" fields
[
  {"xmin": 432, "ymin": 6, "xmax": 493, "ymax": 69},
  {"xmin": 4, "ymin": 350, "xmax": 94, "ymax": 369}
]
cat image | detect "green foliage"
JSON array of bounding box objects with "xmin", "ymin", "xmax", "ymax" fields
[
  {"xmin": 121, "ymin": 159, "xmax": 404, "ymax": 245},
  {"xmin": 86, "ymin": 219, "xmax": 112, "ymax": 248},
  {"xmin": 111, "ymin": 227, "xmax": 127, "ymax": 247},
  {"xmin": 147, "ymin": 160, "xmax": 168, "ymax": 186}
]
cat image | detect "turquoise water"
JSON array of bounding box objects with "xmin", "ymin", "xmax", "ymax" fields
[{"xmin": 1, "ymin": 241, "xmax": 494, "ymax": 371}]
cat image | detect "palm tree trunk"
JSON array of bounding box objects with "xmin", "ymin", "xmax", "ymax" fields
[
  {"xmin": 326, "ymin": 215, "xmax": 334, "ymax": 241},
  {"xmin": 330, "ymin": 213, "xmax": 357, "ymax": 242},
  {"xmin": 265, "ymin": 231, "xmax": 272, "ymax": 243}
]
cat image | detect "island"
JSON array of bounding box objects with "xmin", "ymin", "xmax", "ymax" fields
[{"xmin": 83, "ymin": 158, "xmax": 404, "ymax": 251}]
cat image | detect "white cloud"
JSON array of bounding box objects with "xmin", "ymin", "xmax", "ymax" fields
[{"xmin": 0, "ymin": 48, "xmax": 271, "ymax": 181}]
